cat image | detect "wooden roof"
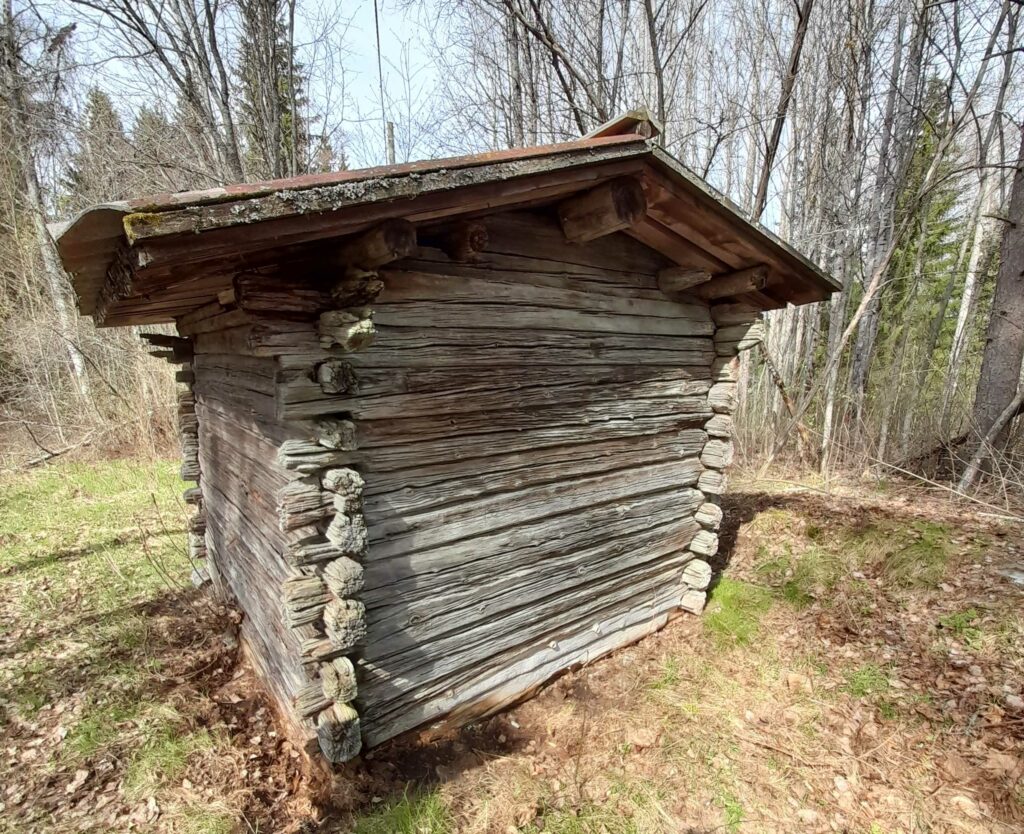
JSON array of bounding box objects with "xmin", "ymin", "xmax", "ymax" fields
[{"xmin": 53, "ymin": 133, "xmax": 839, "ymax": 326}]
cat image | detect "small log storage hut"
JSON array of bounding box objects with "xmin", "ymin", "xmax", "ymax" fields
[{"xmin": 54, "ymin": 113, "xmax": 839, "ymax": 763}]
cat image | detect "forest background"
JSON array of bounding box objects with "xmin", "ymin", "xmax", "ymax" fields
[{"xmin": 2, "ymin": 0, "xmax": 1022, "ymax": 499}]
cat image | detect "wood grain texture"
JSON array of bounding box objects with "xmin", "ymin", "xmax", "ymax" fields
[{"xmin": 338, "ymin": 211, "xmax": 719, "ymax": 746}]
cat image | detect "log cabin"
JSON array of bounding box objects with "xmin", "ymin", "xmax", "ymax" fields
[{"xmin": 53, "ymin": 112, "xmax": 839, "ymax": 763}]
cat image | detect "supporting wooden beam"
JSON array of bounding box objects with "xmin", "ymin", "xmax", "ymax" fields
[
  {"xmin": 693, "ymin": 266, "xmax": 769, "ymax": 300},
  {"xmin": 337, "ymin": 219, "xmax": 417, "ymax": 268},
  {"xmin": 558, "ymin": 177, "xmax": 646, "ymax": 243},
  {"xmin": 657, "ymin": 267, "xmax": 711, "ymax": 297}
]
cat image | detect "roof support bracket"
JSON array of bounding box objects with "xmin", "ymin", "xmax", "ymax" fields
[
  {"xmin": 694, "ymin": 266, "xmax": 769, "ymax": 301},
  {"xmin": 557, "ymin": 177, "xmax": 646, "ymax": 243}
]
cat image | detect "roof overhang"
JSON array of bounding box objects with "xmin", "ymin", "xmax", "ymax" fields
[{"xmin": 54, "ymin": 134, "xmax": 840, "ymax": 327}]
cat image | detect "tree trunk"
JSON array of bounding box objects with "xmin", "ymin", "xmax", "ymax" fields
[
  {"xmin": 1, "ymin": 0, "xmax": 91, "ymax": 400},
  {"xmin": 751, "ymin": 0, "xmax": 815, "ymax": 222},
  {"xmin": 967, "ymin": 126, "xmax": 1024, "ymax": 457}
]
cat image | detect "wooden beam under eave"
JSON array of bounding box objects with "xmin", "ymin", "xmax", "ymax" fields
[
  {"xmin": 693, "ymin": 265, "xmax": 769, "ymax": 300},
  {"xmin": 626, "ymin": 217, "xmax": 728, "ymax": 273},
  {"xmin": 657, "ymin": 267, "xmax": 711, "ymax": 297},
  {"xmin": 337, "ymin": 218, "xmax": 417, "ymax": 268},
  {"xmin": 558, "ymin": 177, "xmax": 646, "ymax": 243}
]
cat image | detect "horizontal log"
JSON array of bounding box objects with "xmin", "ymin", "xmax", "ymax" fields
[
  {"xmin": 287, "ymin": 536, "xmax": 347, "ymax": 567},
  {"xmin": 358, "ymin": 397, "xmax": 711, "ymax": 452},
  {"xmin": 283, "ymin": 576, "xmax": 330, "ymax": 628},
  {"xmin": 294, "ymin": 682, "xmax": 332, "ymax": 718},
  {"xmin": 694, "ymin": 266, "xmax": 769, "ymax": 300},
  {"xmin": 350, "ymin": 412, "xmax": 707, "ymax": 474},
  {"xmin": 362, "ymin": 430, "xmax": 706, "ymax": 522},
  {"xmin": 376, "ymin": 269, "xmax": 710, "ymax": 323},
  {"xmin": 362, "ymin": 511, "xmax": 702, "ymax": 658},
  {"xmin": 710, "ymin": 302, "xmax": 762, "ymax": 327},
  {"xmin": 370, "ymin": 302, "xmax": 711, "ymax": 339},
  {"xmin": 281, "ymin": 326, "xmax": 715, "ymax": 369},
  {"xmin": 366, "ymin": 457, "xmax": 703, "ymax": 561},
  {"xmin": 362, "ymin": 487, "xmax": 704, "ymax": 605},
  {"xmin": 279, "ymin": 366, "xmax": 711, "ymax": 421},
  {"xmin": 277, "ymin": 439, "xmax": 355, "ymax": 473},
  {"xmin": 234, "ymin": 272, "xmax": 331, "ymax": 317},
  {"xmin": 359, "ymin": 557, "xmax": 689, "ymax": 738}
]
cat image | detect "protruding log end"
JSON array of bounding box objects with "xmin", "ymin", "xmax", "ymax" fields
[
  {"xmin": 338, "ymin": 219, "xmax": 417, "ymax": 269},
  {"xmin": 440, "ymin": 221, "xmax": 489, "ymax": 262},
  {"xmin": 318, "ymin": 310, "xmax": 376, "ymax": 352},
  {"xmin": 694, "ymin": 502, "xmax": 723, "ymax": 531},
  {"xmin": 324, "ymin": 598, "xmax": 367, "ymax": 651},
  {"xmin": 700, "ymin": 439, "xmax": 735, "ymax": 470},
  {"xmin": 323, "ymin": 557, "xmax": 364, "ymax": 598},
  {"xmin": 316, "ymin": 360, "xmax": 358, "ymax": 395},
  {"xmin": 558, "ymin": 177, "xmax": 647, "ymax": 243},
  {"xmin": 681, "ymin": 558, "xmax": 713, "ymax": 590},
  {"xmin": 316, "ymin": 702, "xmax": 362, "ymax": 763},
  {"xmin": 320, "ymin": 656, "xmax": 358, "ymax": 703},
  {"xmin": 689, "ymin": 530, "xmax": 719, "ymax": 559},
  {"xmin": 698, "ymin": 467, "xmax": 727, "ymax": 496},
  {"xmin": 695, "ymin": 265, "xmax": 769, "ymax": 300},
  {"xmin": 679, "ymin": 588, "xmax": 707, "ymax": 614}
]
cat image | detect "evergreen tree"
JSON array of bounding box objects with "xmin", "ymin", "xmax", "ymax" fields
[
  {"xmin": 236, "ymin": 0, "xmax": 310, "ymax": 179},
  {"xmin": 63, "ymin": 88, "xmax": 132, "ymax": 210}
]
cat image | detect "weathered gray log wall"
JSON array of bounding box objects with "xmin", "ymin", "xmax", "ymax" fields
[{"xmin": 162, "ymin": 209, "xmax": 751, "ymax": 761}]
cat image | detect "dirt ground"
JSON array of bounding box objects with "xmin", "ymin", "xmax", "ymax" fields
[{"xmin": 2, "ymin": 462, "xmax": 1022, "ymax": 833}]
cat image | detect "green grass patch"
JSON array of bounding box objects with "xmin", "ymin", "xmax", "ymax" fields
[
  {"xmin": 938, "ymin": 608, "xmax": 982, "ymax": 646},
  {"xmin": 648, "ymin": 656, "xmax": 681, "ymax": 690},
  {"xmin": 124, "ymin": 718, "xmax": 216, "ymax": 800},
  {"xmin": 525, "ymin": 804, "xmax": 640, "ymax": 834},
  {"xmin": 880, "ymin": 521, "xmax": 955, "ymax": 588},
  {"xmin": 170, "ymin": 806, "xmax": 237, "ymax": 834},
  {"xmin": 844, "ymin": 664, "xmax": 890, "ymax": 698},
  {"xmin": 716, "ymin": 790, "xmax": 745, "ymax": 833},
  {"xmin": 704, "ymin": 578, "xmax": 773, "ymax": 646},
  {"xmin": 352, "ymin": 789, "xmax": 454, "ymax": 834},
  {"xmin": 66, "ymin": 699, "xmax": 149, "ymax": 760}
]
